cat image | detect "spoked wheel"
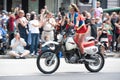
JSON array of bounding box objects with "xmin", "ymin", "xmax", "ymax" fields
[
  {"xmin": 37, "ymin": 50, "xmax": 60, "ymax": 74},
  {"xmin": 84, "ymin": 53, "xmax": 105, "ymax": 72}
]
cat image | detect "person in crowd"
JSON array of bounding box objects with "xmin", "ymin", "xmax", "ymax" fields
[
  {"xmin": 95, "ymin": 17, "xmax": 102, "ymax": 28},
  {"xmin": 81, "ymin": 11, "xmax": 88, "ymax": 19},
  {"xmin": 29, "ymin": 13, "xmax": 42, "ymax": 55},
  {"xmin": 23, "ymin": 13, "xmax": 31, "ymax": 50},
  {"xmin": 0, "ymin": 23, "xmax": 8, "ymax": 53},
  {"xmin": 41, "ymin": 12, "xmax": 56, "ymax": 41},
  {"xmin": 38, "ymin": 35, "xmax": 52, "ymax": 54},
  {"xmin": 8, "ymin": 32, "xmax": 30, "ymax": 59},
  {"xmin": 44, "ymin": 5, "xmax": 49, "ymax": 14},
  {"xmin": 84, "ymin": 12, "xmax": 91, "ymax": 38},
  {"xmin": 114, "ymin": 18, "xmax": 120, "ymax": 51},
  {"xmin": 0, "ymin": 10, "xmax": 9, "ymax": 44},
  {"xmin": 54, "ymin": 14, "xmax": 60, "ymax": 40},
  {"xmin": 1, "ymin": 10, "xmax": 9, "ymax": 31},
  {"xmin": 16, "ymin": 10, "xmax": 28, "ymax": 45},
  {"xmin": 94, "ymin": 16, "xmax": 103, "ymax": 41},
  {"xmin": 103, "ymin": 13, "xmax": 111, "ymax": 23},
  {"xmin": 39, "ymin": 7, "xmax": 49, "ymax": 37},
  {"xmin": 59, "ymin": 3, "xmax": 66, "ymax": 16},
  {"xmin": 90, "ymin": 17, "xmax": 98, "ymax": 39},
  {"xmin": 111, "ymin": 12, "xmax": 119, "ymax": 51},
  {"xmin": 26, "ymin": 13, "xmax": 31, "ymax": 21},
  {"xmin": 98, "ymin": 20, "xmax": 111, "ymax": 52},
  {"xmin": 103, "ymin": 18, "xmax": 113, "ymax": 52},
  {"xmin": 31, "ymin": 11, "xmax": 36, "ymax": 15},
  {"xmin": 55, "ymin": 12, "xmax": 62, "ymax": 31},
  {"xmin": 25, "ymin": 13, "xmax": 31, "ymax": 33},
  {"xmin": 13, "ymin": 7, "xmax": 21, "ymax": 16},
  {"xmin": 118, "ymin": 12, "xmax": 120, "ymax": 17},
  {"xmin": 7, "ymin": 13, "xmax": 16, "ymax": 45},
  {"xmin": 0, "ymin": 24, "xmax": 8, "ymax": 42},
  {"xmin": 85, "ymin": 12, "xmax": 91, "ymax": 25},
  {"xmin": 94, "ymin": 1, "xmax": 103, "ymax": 22}
]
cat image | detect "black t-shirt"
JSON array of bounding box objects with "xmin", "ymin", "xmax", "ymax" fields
[
  {"xmin": 59, "ymin": 7, "xmax": 65, "ymax": 16},
  {"xmin": 90, "ymin": 24, "xmax": 97, "ymax": 39}
]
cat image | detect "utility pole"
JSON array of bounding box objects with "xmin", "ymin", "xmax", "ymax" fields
[
  {"xmin": 91, "ymin": 0, "xmax": 97, "ymax": 17},
  {"xmin": 4, "ymin": 0, "xmax": 7, "ymax": 10}
]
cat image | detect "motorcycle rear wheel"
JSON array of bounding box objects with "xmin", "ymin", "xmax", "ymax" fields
[
  {"xmin": 37, "ymin": 50, "xmax": 60, "ymax": 74},
  {"xmin": 84, "ymin": 53, "xmax": 105, "ymax": 72}
]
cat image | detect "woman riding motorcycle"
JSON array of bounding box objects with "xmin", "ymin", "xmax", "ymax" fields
[{"xmin": 67, "ymin": 3, "xmax": 88, "ymax": 59}]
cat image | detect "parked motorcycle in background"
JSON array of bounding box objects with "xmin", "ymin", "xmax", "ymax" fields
[{"xmin": 37, "ymin": 29, "xmax": 105, "ymax": 74}]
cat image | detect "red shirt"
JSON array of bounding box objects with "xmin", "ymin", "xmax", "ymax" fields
[
  {"xmin": 9, "ymin": 16, "xmax": 15, "ymax": 32},
  {"xmin": 76, "ymin": 14, "xmax": 88, "ymax": 34}
]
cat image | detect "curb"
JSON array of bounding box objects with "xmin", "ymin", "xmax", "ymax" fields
[
  {"xmin": 0, "ymin": 52, "xmax": 119, "ymax": 59},
  {"xmin": 105, "ymin": 53, "xmax": 115, "ymax": 57},
  {"xmin": 106, "ymin": 52, "xmax": 120, "ymax": 58},
  {"xmin": 114, "ymin": 54, "xmax": 120, "ymax": 58}
]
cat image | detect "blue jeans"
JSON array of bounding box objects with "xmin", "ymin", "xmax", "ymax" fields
[{"xmin": 30, "ymin": 33, "xmax": 39, "ymax": 54}]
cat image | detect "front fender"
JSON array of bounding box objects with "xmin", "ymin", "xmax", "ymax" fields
[{"xmin": 42, "ymin": 41, "xmax": 59, "ymax": 47}]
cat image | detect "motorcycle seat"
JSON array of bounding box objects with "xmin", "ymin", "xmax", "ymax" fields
[
  {"xmin": 73, "ymin": 36, "xmax": 95, "ymax": 48},
  {"xmin": 83, "ymin": 41, "xmax": 95, "ymax": 48}
]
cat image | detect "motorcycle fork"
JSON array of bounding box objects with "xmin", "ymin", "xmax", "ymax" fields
[
  {"xmin": 54, "ymin": 45, "xmax": 62, "ymax": 57},
  {"xmin": 48, "ymin": 54, "xmax": 56, "ymax": 66}
]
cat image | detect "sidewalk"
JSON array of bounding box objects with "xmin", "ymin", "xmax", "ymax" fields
[
  {"xmin": 0, "ymin": 52, "xmax": 119, "ymax": 59},
  {"xmin": 0, "ymin": 54, "xmax": 37, "ymax": 59},
  {"xmin": 105, "ymin": 52, "xmax": 120, "ymax": 57},
  {"xmin": 0, "ymin": 49, "xmax": 38, "ymax": 59}
]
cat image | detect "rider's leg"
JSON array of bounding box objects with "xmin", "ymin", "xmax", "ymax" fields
[
  {"xmin": 78, "ymin": 34, "xmax": 85, "ymax": 58},
  {"xmin": 74, "ymin": 33, "xmax": 79, "ymax": 44}
]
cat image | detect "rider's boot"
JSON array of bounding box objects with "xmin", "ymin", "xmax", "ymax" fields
[
  {"xmin": 79, "ymin": 54, "xmax": 85, "ymax": 62},
  {"xmin": 81, "ymin": 54, "xmax": 85, "ymax": 59}
]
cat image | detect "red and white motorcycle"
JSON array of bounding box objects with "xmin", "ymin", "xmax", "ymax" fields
[{"xmin": 37, "ymin": 29, "xmax": 105, "ymax": 74}]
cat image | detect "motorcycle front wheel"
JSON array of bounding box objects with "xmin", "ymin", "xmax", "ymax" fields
[
  {"xmin": 84, "ymin": 53, "xmax": 105, "ymax": 72},
  {"xmin": 37, "ymin": 50, "xmax": 60, "ymax": 74}
]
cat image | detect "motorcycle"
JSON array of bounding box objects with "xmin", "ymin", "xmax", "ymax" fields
[
  {"xmin": 0, "ymin": 33, "xmax": 8, "ymax": 55},
  {"xmin": 37, "ymin": 29, "xmax": 105, "ymax": 74}
]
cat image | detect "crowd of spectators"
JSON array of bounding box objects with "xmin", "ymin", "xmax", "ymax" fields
[{"xmin": 0, "ymin": 1, "xmax": 120, "ymax": 58}]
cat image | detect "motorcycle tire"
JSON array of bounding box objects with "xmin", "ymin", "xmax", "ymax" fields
[
  {"xmin": 37, "ymin": 50, "xmax": 60, "ymax": 74},
  {"xmin": 84, "ymin": 53, "xmax": 105, "ymax": 72}
]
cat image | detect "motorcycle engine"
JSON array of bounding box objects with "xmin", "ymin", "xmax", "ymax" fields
[
  {"xmin": 66, "ymin": 49, "xmax": 79, "ymax": 63},
  {"xmin": 69, "ymin": 54, "xmax": 78, "ymax": 63}
]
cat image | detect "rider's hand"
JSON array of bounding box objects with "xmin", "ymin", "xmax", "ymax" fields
[{"xmin": 74, "ymin": 26, "xmax": 78, "ymax": 31}]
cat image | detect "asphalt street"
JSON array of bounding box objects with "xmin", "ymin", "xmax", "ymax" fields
[{"xmin": 0, "ymin": 58, "xmax": 120, "ymax": 80}]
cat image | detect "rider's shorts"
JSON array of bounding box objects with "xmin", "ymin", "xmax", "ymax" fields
[{"xmin": 76, "ymin": 25, "xmax": 88, "ymax": 34}]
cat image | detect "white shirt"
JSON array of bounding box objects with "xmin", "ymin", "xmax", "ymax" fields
[
  {"xmin": 29, "ymin": 20, "xmax": 40, "ymax": 33},
  {"xmin": 11, "ymin": 38, "xmax": 26, "ymax": 53},
  {"xmin": 43, "ymin": 18, "xmax": 55, "ymax": 31},
  {"xmin": 95, "ymin": 7, "xmax": 103, "ymax": 18}
]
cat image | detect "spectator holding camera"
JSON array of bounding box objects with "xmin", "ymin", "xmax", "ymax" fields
[{"xmin": 8, "ymin": 32, "xmax": 30, "ymax": 59}]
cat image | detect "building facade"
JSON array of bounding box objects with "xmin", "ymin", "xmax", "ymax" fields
[
  {"xmin": 0, "ymin": 0, "xmax": 120, "ymax": 14},
  {"xmin": 0, "ymin": 0, "xmax": 45, "ymax": 13},
  {"xmin": 107, "ymin": 0, "xmax": 120, "ymax": 8},
  {"xmin": 0, "ymin": 0, "xmax": 77, "ymax": 14}
]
